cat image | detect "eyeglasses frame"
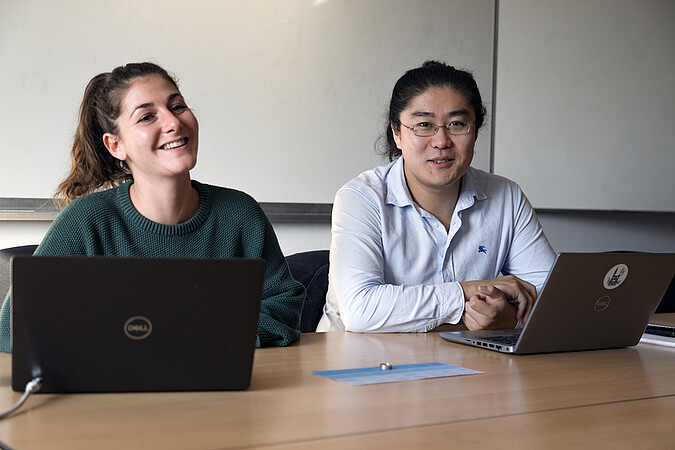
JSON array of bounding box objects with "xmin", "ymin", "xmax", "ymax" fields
[{"xmin": 400, "ymin": 122, "xmax": 476, "ymax": 137}]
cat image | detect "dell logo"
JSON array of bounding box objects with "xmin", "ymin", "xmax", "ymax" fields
[
  {"xmin": 594, "ymin": 296, "xmax": 611, "ymax": 312},
  {"xmin": 124, "ymin": 316, "xmax": 153, "ymax": 340}
]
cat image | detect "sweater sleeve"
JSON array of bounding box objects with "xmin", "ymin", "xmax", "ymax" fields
[
  {"xmin": 254, "ymin": 213, "xmax": 305, "ymax": 347},
  {"xmin": 214, "ymin": 188, "xmax": 305, "ymax": 347},
  {"xmin": 0, "ymin": 290, "xmax": 11, "ymax": 353}
]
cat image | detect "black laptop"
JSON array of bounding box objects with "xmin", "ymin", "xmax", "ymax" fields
[
  {"xmin": 440, "ymin": 253, "xmax": 675, "ymax": 354},
  {"xmin": 11, "ymin": 256, "xmax": 265, "ymax": 393}
]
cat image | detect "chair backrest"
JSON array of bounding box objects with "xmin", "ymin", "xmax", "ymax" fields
[
  {"xmin": 286, "ymin": 250, "xmax": 329, "ymax": 332},
  {"xmin": 0, "ymin": 245, "xmax": 39, "ymax": 300}
]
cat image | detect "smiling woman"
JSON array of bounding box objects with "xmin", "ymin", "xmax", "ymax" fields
[
  {"xmin": 103, "ymin": 84, "xmax": 199, "ymax": 182},
  {"xmin": 102, "ymin": 74, "xmax": 201, "ymax": 225},
  {"xmin": 0, "ymin": 62, "xmax": 306, "ymax": 353},
  {"xmin": 54, "ymin": 64, "xmax": 200, "ymax": 212}
]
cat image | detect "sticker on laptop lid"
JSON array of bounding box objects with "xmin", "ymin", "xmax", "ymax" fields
[{"xmin": 603, "ymin": 264, "xmax": 628, "ymax": 290}]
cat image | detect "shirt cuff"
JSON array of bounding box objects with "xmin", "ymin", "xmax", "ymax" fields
[{"xmin": 440, "ymin": 282, "xmax": 465, "ymax": 325}]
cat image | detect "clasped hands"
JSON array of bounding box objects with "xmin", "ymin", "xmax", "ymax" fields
[{"xmin": 459, "ymin": 275, "xmax": 537, "ymax": 331}]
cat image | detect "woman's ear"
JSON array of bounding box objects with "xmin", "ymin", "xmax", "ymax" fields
[
  {"xmin": 103, "ymin": 133, "xmax": 127, "ymax": 161},
  {"xmin": 391, "ymin": 123, "xmax": 402, "ymax": 149}
]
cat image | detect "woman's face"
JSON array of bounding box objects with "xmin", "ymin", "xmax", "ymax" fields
[
  {"xmin": 392, "ymin": 85, "xmax": 477, "ymax": 200},
  {"xmin": 103, "ymin": 74, "xmax": 199, "ymax": 182}
]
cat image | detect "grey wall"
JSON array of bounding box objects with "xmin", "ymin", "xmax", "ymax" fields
[
  {"xmin": 494, "ymin": 0, "xmax": 675, "ymax": 212},
  {"xmin": 1, "ymin": 0, "xmax": 673, "ymax": 255},
  {"xmin": 0, "ymin": 0, "xmax": 494, "ymax": 203},
  {"xmin": 537, "ymin": 211, "xmax": 675, "ymax": 253}
]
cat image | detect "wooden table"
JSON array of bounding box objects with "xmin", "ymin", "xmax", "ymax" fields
[{"xmin": 1, "ymin": 315, "xmax": 674, "ymax": 449}]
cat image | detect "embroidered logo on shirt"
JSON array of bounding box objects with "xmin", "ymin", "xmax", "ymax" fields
[{"xmin": 478, "ymin": 245, "xmax": 488, "ymax": 254}]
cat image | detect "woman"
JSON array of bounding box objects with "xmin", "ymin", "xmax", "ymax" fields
[
  {"xmin": 317, "ymin": 61, "xmax": 556, "ymax": 333},
  {"xmin": 0, "ymin": 62, "xmax": 305, "ymax": 352}
]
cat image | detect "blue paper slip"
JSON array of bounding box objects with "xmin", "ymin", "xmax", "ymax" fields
[{"xmin": 313, "ymin": 362, "xmax": 483, "ymax": 386}]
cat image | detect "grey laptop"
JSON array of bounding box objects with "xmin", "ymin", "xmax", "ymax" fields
[
  {"xmin": 11, "ymin": 256, "xmax": 265, "ymax": 393},
  {"xmin": 440, "ymin": 253, "xmax": 675, "ymax": 354}
]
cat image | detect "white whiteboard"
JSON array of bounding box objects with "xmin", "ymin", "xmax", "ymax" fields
[
  {"xmin": 0, "ymin": 0, "xmax": 494, "ymax": 203},
  {"xmin": 494, "ymin": 0, "xmax": 675, "ymax": 212}
]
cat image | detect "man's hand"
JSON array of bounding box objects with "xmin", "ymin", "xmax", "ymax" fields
[
  {"xmin": 462, "ymin": 285, "xmax": 518, "ymax": 330},
  {"xmin": 459, "ymin": 275, "xmax": 537, "ymax": 328}
]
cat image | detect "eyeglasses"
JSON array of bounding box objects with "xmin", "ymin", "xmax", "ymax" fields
[{"xmin": 400, "ymin": 121, "xmax": 475, "ymax": 137}]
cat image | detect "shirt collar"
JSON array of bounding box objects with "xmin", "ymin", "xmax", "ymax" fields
[
  {"xmin": 456, "ymin": 166, "xmax": 488, "ymax": 212},
  {"xmin": 384, "ymin": 157, "xmax": 414, "ymax": 208},
  {"xmin": 384, "ymin": 158, "xmax": 488, "ymax": 211}
]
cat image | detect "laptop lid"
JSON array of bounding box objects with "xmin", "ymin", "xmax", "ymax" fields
[
  {"xmin": 440, "ymin": 253, "xmax": 675, "ymax": 354},
  {"xmin": 11, "ymin": 256, "xmax": 265, "ymax": 393}
]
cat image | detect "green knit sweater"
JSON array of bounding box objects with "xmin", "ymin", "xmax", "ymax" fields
[{"xmin": 0, "ymin": 181, "xmax": 305, "ymax": 352}]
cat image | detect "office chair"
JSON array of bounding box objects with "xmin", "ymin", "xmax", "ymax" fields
[
  {"xmin": 286, "ymin": 250, "xmax": 329, "ymax": 332},
  {"xmin": 0, "ymin": 245, "xmax": 39, "ymax": 300}
]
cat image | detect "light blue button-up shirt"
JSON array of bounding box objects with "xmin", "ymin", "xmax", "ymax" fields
[{"xmin": 317, "ymin": 158, "xmax": 556, "ymax": 332}]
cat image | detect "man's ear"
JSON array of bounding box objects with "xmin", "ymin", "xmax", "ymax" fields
[
  {"xmin": 391, "ymin": 123, "xmax": 402, "ymax": 149},
  {"xmin": 103, "ymin": 133, "xmax": 127, "ymax": 161}
]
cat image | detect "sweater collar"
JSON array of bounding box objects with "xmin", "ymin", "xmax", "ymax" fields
[{"xmin": 117, "ymin": 180, "xmax": 212, "ymax": 235}]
